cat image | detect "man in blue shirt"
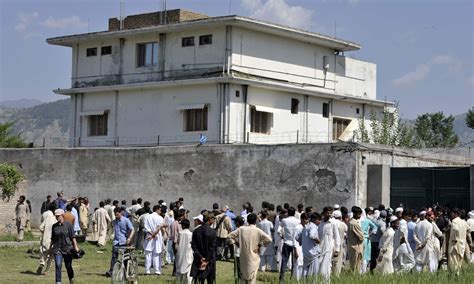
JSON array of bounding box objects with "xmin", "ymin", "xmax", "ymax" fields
[{"xmin": 106, "ymin": 207, "xmax": 135, "ymax": 277}]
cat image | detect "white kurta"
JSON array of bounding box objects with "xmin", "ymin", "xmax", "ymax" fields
[
  {"xmin": 292, "ymin": 224, "xmax": 304, "ymax": 281},
  {"xmin": 143, "ymin": 212, "xmax": 164, "ymax": 253},
  {"xmin": 301, "ymin": 222, "xmax": 321, "ymax": 277},
  {"xmin": 93, "ymin": 207, "xmax": 110, "ymax": 246},
  {"xmin": 393, "ymin": 221, "xmax": 415, "ymax": 272},
  {"xmin": 376, "ymin": 227, "xmax": 395, "ymax": 274},
  {"xmin": 414, "ymin": 219, "xmax": 437, "ymax": 272},
  {"xmin": 317, "ymin": 220, "xmax": 340, "ymax": 280},
  {"xmin": 176, "ymin": 229, "xmax": 193, "ymax": 284}
]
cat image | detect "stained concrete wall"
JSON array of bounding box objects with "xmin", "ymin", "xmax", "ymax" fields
[{"xmin": 0, "ymin": 144, "xmax": 356, "ymax": 229}]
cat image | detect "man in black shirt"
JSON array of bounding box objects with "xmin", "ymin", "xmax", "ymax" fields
[
  {"xmin": 50, "ymin": 209, "xmax": 80, "ymax": 284},
  {"xmin": 191, "ymin": 212, "xmax": 217, "ymax": 284},
  {"xmin": 40, "ymin": 195, "xmax": 52, "ymax": 215}
]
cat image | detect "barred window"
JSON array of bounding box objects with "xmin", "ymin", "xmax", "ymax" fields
[
  {"xmin": 89, "ymin": 113, "xmax": 108, "ymax": 136},
  {"xmin": 332, "ymin": 118, "xmax": 351, "ymax": 140},
  {"xmin": 184, "ymin": 106, "xmax": 208, "ymax": 132},
  {"xmin": 250, "ymin": 107, "xmax": 272, "ymax": 134}
]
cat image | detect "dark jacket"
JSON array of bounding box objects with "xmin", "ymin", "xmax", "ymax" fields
[{"xmin": 191, "ymin": 223, "xmax": 217, "ymax": 281}]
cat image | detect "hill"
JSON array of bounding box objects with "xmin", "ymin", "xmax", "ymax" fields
[
  {"xmin": 0, "ymin": 99, "xmax": 70, "ymax": 147},
  {"xmin": 0, "ymin": 98, "xmax": 43, "ymax": 109}
]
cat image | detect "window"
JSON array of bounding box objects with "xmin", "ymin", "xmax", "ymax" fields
[
  {"xmin": 184, "ymin": 106, "xmax": 208, "ymax": 132},
  {"xmin": 322, "ymin": 103, "xmax": 329, "ymax": 118},
  {"xmin": 101, "ymin": 46, "xmax": 112, "ymax": 55},
  {"xmin": 182, "ymin": 36, "xmax": 195, "ymax": 47},
  {"xmin": 250, "ymin": 107, "xmax": 272, "ymax": 134},
  {"xmin": 235, "ymin": 90, "xmax": 240, "ymax": 98},
  {"xmin": 356, "ymin": 108, "xmax": 360, "ymax": 114},
  {"xmin": 199, "ymin": 34, "xmax": 212, "ymax": 45},
  {"xmin": 137, "ymin": 42, "xmax": 159, "ymax": 67},
  {"xmin": 86, "ymin": 47, "xmax": 97, "ymax": 57},
  {"xmin": 291, "ymin": 98, "xmax": 299, "ymax": 114},
  {"xmin": 89, "ymin": 113, "xmax": 108, "ymax": 136},
  {"xmin": 332, "ymin": 118, "xmax": 351, "ymax": 141}
]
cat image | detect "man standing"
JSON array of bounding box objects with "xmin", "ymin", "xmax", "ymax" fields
[
  {"xmin": 317, "ymin": 207, "xmax": 340, "ymax": 281},
  {"xmin": 215, "ymin": 205, "xmax": 232, "ymax": 261},
  {"xmin": 93, "ymin": 201, "xmax": 111, "ymax": 247},
  {"xmin": 393, "ymin": 208, "xmax": 415, "ymax": 272},
  {"xmin": 300, "ymin": 212, "xmax": 321, "ymax": 278},
  {"xmin": 414, "ymin": 211, "xmax": 438, "ymax": 273},
  {"xmin": 37, "ymin": 203, "xmax": 57, "ymax": 275},
  {"xmin": 15, "ymin": 195, "xmax": 29, "ymax": 242},
  {"xmin": 143, "ymin": 205, "xmax": 166, "ymax": 275},
  {"xmin": 375, "ymin": 216, "xmax": 397, "ymax": 275},
  {"xmin": 105, "ymin": 207, "xmax": 135, "ymax": 277},
  {"xmin": 332, "ymin": 210, "xmax": 348, "ymax": 275},
  {"xmin": 79, "ymin": 198, "xmax": 89, "ymax": 237},
  {"xmin": 370, "ymin": 210, "xmax": 386, "ymax": 272},
  {"xmin": 41, "ymin": 195, "xmax": 52, "ymax": 215},
  {"xmin": 448, "ymin": 208, "xmax": 471, "ymax": 275},
  {"xmin": 50, "ymin": 209, "xmax": 80, "ymax": 284},
  {"xmin": 191, "ymin": 213, "xmax": 217, "ymax": 284},
  {"xmin": 278, "ymin": 207, "xmax": 300, "ymax": 282},
  {"xmin": 347, "ymin": 206, "xmax": 364, "ymax": 273},
  {"xmin": 228, "ymin": 213, "xmax": 272, "ymax": 284},
  {"xmin": 176, "ymin": 219, "xmax": 193, "ymax": 284},
  {"xmin": 256, "ymin": 211, "xmax": 275, "ymax": 272}
]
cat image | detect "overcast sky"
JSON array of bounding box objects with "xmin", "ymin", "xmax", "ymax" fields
[{"xmin": 0, "ymin": 0, "xmax": 472, "ymax": 118}]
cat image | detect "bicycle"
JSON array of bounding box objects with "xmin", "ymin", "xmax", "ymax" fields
[{"xmin": 111, "ymin": 246, "xmax": 138, "ymax": 284}]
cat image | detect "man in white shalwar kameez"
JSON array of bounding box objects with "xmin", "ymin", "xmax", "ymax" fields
[
  {"xmin": 414, "ymin": 211, "xmax": 438, "ymax": 272},
  {"xmin": 467, "ymin": 211, "xmax": 474, "ymax": 262},
  {"xmin": 175, "ymin": 219, "xmax": 193, "ymax": 284},
  {"xmin": 300, "ymin": 213, "xmax": 321, "ymax": 280},
  {"xmin": 228, "ymin": 213, "xmax": 272, "ymax": 284},
  {"xmin": 143, "ymin": 205, "xmax": 167, "ymax": 275},
  {"xmin": 448, "ymin": 208, "xmax": 471, "ymax": 275},
  {"xmin": 292, "ymin": 213, "xmax": 307, "ymax": 281},
  {"xmin": 331, "ymin": 210, "xmax": 347, "ymax": 276},
  {"xmin": 37, "ymin": 205, "xmax": 57, "ymax": 274},
  {"xmin": 93, "ymin": 202, "xmax": 111, "ymax": 247},
  {"xmin": 375, "ymin": 216, "xmax": 397, "ymax": 275},
  {"xmin": 317, "ymin": 207, "xmax": 340, "ymax": 282},
  {"xmin": 393, "ymin": 208, "xmax": 415, "ymax": 272}
]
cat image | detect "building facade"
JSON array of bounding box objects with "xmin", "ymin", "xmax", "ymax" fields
[{"xmin": 47, "ymin": 9, "xmax": 394, "ymax": 147}]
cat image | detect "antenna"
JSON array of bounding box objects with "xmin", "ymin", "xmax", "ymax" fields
[
  {"xmin": 228, "ymin": 0, "xmax": 232, "ymax": 15},
  {"xmin": 120, "ymin": 0, "xmax": 124, "ymax": 30},
  {"xmin": 334, "ymin": 20, "xmax": 337, "ymax": 38},
  {"xmin": 87, "ymin": 18, "xmax": 90, "ymax": 32}
]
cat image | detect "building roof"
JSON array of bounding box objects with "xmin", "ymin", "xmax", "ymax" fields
[{"xmin": 47, "ymin": 14, "xmax": 361, "ymax": 51}]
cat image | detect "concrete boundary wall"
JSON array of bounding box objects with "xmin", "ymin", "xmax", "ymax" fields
[{"xmin": 0, "ymin": 143, "xmax": 471, "ymax": 230}]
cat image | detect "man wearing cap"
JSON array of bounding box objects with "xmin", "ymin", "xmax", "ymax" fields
[
  {"xmin": 50, "ymin": 208, "xmax": 80, "ymax": 284},
  {"xmin": 393, "ymin": 208, "xmax": 415, "ymax": 272},
  {"xmin": 347, "ymin": 206, "xmax": 364, "ymax": 273},
  {"xmin": 191, "ymin": 212, "xmax": 217, "ymax": 284},
  {"xmin": 414, "ymin": 211, "xmax": 437, "ymax": 273},
  {"xmin": 317, "ymin": 207, "xmax": 340, "ymax": 281},
  {"xmin": 331, "ymin": 210, "xmax": 347, "ymax": 275},
  {"xmin": 375, "ymin": 216, "xmax": 398, "ymax": 274},
  {"xmin": 193, "ymin": 214, "xmax": 204, "ymax": 230},
  {"xmin": 37, "ymin": 203, "xmax": 57, "ymax": 275}
]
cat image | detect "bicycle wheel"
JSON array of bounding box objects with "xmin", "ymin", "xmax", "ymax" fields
[
  {"xmin": 126, "ymin": 257, "xmax": 139, "ymax": 283},
  {"xmin": 112, "ymin": 261, "xmax": 125, "ymax": 284}
]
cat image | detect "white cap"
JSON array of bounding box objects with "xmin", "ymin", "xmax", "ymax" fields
[
  {"xmin": 333, "ymin": 204, "xmax": 340, "ymax": 209},
  {"xmin": 395, "ymin": 207, "xmax": 403, "ymax": 213},
  {"xmin": 468, "ymin": 211, "xmax": 474, "ymax": 219},
  {"xmin": 193, "ymin": 214, "xmax": 203, "ymax": 223},
  {"xmin": 390, "ymin": 216, "xmax": 399, "ymax": 222},
  {"xmin": 162, "ymin": 202, "xmax": 167, "ymax": 206},
  {"xmin": 419, "ymin": 211, "xmax": 427, "ymax": 216},
  {"xmin": 333, "ymin": 210, "xmax": 342, "ymax": 218},
  {"xmin": 54, "ymin": 209, "xmax": 65, "ymax": 216}
]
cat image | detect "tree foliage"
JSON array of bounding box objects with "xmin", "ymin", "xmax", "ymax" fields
[
  {"xmin": 356, "ymin": 109, "xmax": 458, "ymax": 148},
  {"xmin": 0, "ymin": 122, "xmax": 27, "ymax": 148},
  {"xmin": 0, "ymin": 163, "xmax": 25, "ymax": 200},
  {"xmin": 466, "ymin": 108, "xmax": 474, "ymax": 129},
  {"xmin": 413, "ymin": 112, "xmax": 459, "ymax": 147}
]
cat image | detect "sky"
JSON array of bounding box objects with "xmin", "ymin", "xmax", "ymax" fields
[{"xmin": 0, "ymin": 0, "xmax": 472, "ymax": 119}]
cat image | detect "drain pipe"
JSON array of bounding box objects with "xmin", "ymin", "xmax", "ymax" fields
[{"xmin": 242, "ymin": 85, "xmax": 248, "ymax": 143}]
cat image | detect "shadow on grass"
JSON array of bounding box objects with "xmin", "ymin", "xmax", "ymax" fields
[{"xmin": 20, "ymin": 270, "xmax": 39, "ymax": 275}]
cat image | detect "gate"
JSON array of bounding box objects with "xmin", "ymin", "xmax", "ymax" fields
[{"xmin": 390, "ymin": 167, "xmax": 470, "ymax": 210}]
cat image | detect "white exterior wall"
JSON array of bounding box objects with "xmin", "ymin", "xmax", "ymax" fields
[
  {"xmin": 165, "ymin": 26, "xmax": 226, "ymax": 72},
  {"xmin": 335, "ymin": 56, "xmax": 377, "ymax": 99},
  {"xmin": 231, "ymin": 27, "xmax": 335, "ymax": 90},
  {"xmin": 72, "ymin": 84, "xmax": 220, "ymax": 147}
]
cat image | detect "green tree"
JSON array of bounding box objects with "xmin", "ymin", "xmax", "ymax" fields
[
  {"xmin": 0, "ymin": 122, "xmax": 27, "ymax": 148},
  {"xmin": 466, "ymin": 108, "xmax": 474, "ymax": 129},
  {"xmin": 414, "ymin": 112, "xmax": 458, "ymax": 147}
]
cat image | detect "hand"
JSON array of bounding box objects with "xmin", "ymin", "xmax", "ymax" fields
[{"xmin": 126, "ymin": 238, "xmax": 131, "ymax": 245}]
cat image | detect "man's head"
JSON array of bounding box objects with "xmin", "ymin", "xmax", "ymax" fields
[
  {"xmin": 351, "ymin": 206, "xmax": 363, "ymax": 220},
  {"xmin": 450, "ymin": 208, "xmax": 461, "ymax": 220},
  {"xmin": 305, "ymin": 206, "xmax": 313, "ymax": 214},
  {"xmin": 426, "ymin": 211, "xmax": 436, "ymax": 222},
  {"xmin": 261, "ymin": 201, "xmax": 270, "ymax": 210},
  {"xmin": 137, "ymin": 198, "xmax": 142, "ymax": 205},
  {"xmin": 310, "ymin": 212, "xmax": 321, "ymax": 225},
  {"xmin": 395, "ymin": 207, "xmax": 403, "ymax": 218},
  {"xmin": 131, "ymin": 199, "xmax": 137, "ymax": 205},
  {"xmin": 322, "ymin": 207, "xmax": 333, "ymax": 221},
  {"xmin": 297, "ymin": 204, "xmax": 304, "ymax": 212},
  {"xmin": 333, "ymin": 210, "xmax": 342, "ymax": 220},
  {"xmin": 114, "ymin": 207, "xmax": 124, "ymax": 220},
  {"xmin": 113, "ymin": 200, "xmax": 119, "ymax": 206},
  {"xmin": 235, "ymin": 216, "xmax": 245, "ymax": 228},
  {"xmin": 221, "ymin": 205, "xmax": 229, "ymax": 213},
  {"xmin": 300, "ymin": 213, "xmax": 309, "ymax": 225},
  {"xmin": 121, "ymin": 200, "xmax": 127, "ymax": 206},
  {"xmin": 247, "ymin": 213, "xmax": 257, "ymax": 225},
  {"xmin": 57, "ymin": 191, "xmax": 63, "ymax": 198},
  {"xmin": 283, "ymin": 203, "xmax": 290, "ymax": 210},
  {"xmin": 55, "ymin": 209, "xmax": 65, "ymax": 223},
  {"xmin": 213, "ymin": 203, "xmax": 219, "ymax": 210},
  {"xmin": 47, "ymin": 195, "xmax": 52, "ymax": 201},
  {"xmin": 99, "ymin": 201, "xmax": 105, "ymax": 208},
  {"xmin": 181, "ymin": 219, "xmax": 190, "ymax": 230},
  {"xmin": 204, "ymin": 212, "xmax": 215, "ymax": 225},
  {"xmin": 193, "ymin": 214, "xmax": 203, "ymax": 226},
  {"xmin": 153, "ymin": 205, "xmax": 162, "ymax": 214},
  {"xmin": 66, "ymin": 203, "xmax": 73, "ymax": 212},
  {"xmin": 390, "ymin": 216, "xmax": 400, "ymax": 230},
  {"xmin": 261, "ymin": 211, "xmax": 268, "ymax": 220},
  {"xmin": 287, "ymin": 207, "xmax": 296, "ymax": 217},
  {"xmin": 19, "ymin": 195, "xmax": 26, "ymax": 203},
  {"xmin": 48, "ymin": 202, "xmax": 57, "ymax": 212}
]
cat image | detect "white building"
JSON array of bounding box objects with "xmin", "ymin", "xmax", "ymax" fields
[{"xmin": 47, "ymin": 9, "xmax": 394, "ymax": 147}]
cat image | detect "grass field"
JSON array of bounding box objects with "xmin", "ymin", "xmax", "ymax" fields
[{"xmin": 0, "ymin": 241, "xmax": 472, "ymax": 283}]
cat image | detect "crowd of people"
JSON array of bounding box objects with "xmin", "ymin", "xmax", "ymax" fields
[{"xmin": 18, "ymin": 190, "xmax": 474, "ymax": 284}]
